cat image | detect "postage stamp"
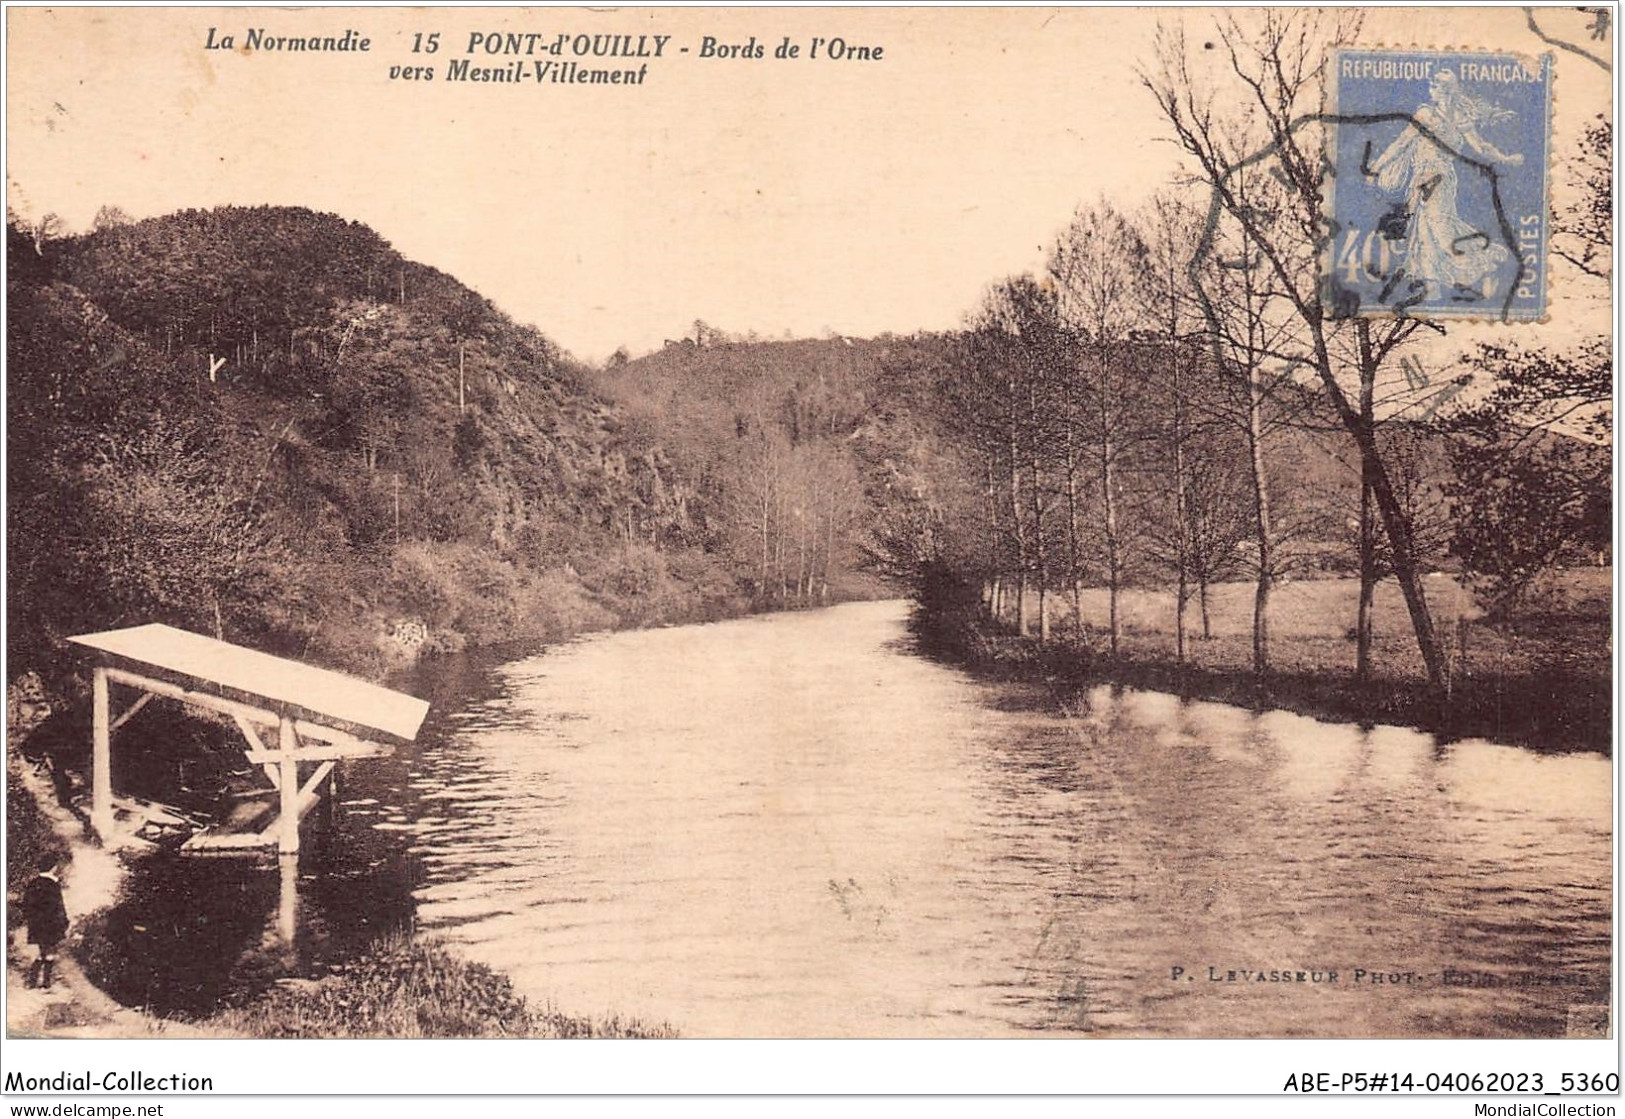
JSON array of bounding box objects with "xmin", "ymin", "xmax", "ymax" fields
[{"xmin": 1326, "ymin": 48, "xmax": 1553, "ymax": 321}]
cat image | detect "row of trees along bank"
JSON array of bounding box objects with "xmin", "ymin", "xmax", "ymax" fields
[{"xmin": 879, "ymin": 11, "xmax": 1610, "ymax": 691}]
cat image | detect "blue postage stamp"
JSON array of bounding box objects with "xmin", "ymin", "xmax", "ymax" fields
[{"xmin": 1327, "ymin": 48, "xmax": 1553, "ymax": 321}]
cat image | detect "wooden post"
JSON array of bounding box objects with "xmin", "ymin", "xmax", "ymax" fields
[
  {"xmin": 91, "ymin": 666, "xmax": 113, "ymax": 841},
  {"xmin": 277, "ymin": 851, "xmax": 298, "ymax": 947},
  {"xmin": 278, "ymin": 715, "xmax": 299, "ymax": 855},
  {"xmin": 323, "ymin": 763, "xmax": 341, "ymax": 827}
]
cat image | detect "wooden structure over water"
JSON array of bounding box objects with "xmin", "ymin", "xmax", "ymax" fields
[{"xmin": 69, "ymin": 624, "xmax": 429, "ymax": 857}]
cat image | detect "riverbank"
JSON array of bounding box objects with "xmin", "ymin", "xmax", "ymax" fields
[
  {"xmin": 6, "ymin": 712, "xmax": 677, "ymax": 1039},
  {"xmin": 913, "ymin": 570, "xmax": 1611, "ymax": 754},
  {"xmin": 6, "ymin": 586, "xmax": 898, "ymax": 1037},
  {"xmin": 7, "ymin": 756, "xmax": 679, "ymax": 1038},
  {"xmin": 6, "ymin": 730, "xmax": 210, "ymax": 1038},
  {"xmin": 208, "ymin": 934, "xmax": 675, "ymax": 1039}
]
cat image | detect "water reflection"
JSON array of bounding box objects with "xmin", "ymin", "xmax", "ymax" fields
[
  {"xmin": 393, "ymin": 602, "xmax": 1609, "ymax": 1038},
  {"xmin": 97, "ymin": 601, "xmax": 1609, "ymax": 1037}
]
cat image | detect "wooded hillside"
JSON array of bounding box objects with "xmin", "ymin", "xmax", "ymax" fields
[
  {"xmin": 8, "ymin": 207, "xmax": 777, "ymax": 686},
  {"xmin": 7, "ymin": 201, "xmax": 1606, "ymax": 706}
]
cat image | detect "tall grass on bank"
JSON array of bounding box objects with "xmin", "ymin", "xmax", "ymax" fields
[
  {"xmin": 208, "ymin": 933, "xmax": 677, "ymax": 1039},
  {"xmin": 6, "ymin": 757, "xmax": 71, "ymax": 900}
]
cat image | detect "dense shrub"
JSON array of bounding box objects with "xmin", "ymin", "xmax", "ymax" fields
[{"xmin": 209, "ymin": 933, "xmax": 676, "ymax": 1039}]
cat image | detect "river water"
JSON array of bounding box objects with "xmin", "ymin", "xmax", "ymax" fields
[{"xmin": 100, "ymin": 600, "xmax": 1611, "ymax": 1037}]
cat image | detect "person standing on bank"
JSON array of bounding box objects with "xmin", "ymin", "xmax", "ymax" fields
[{"xmin": 22, "ymin": 863, "xmax": 69, "ymax": 990}]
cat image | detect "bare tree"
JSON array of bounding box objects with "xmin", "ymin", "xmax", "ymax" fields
[
  {"xmin": 1144, "ymin": 10, "xmax": 1451, "ymax": 687},
  {"xmin": 947, "ymin": 281, "xmax": 1052, "ymax": 636},
  {"xmin": 972, "ymin": 276, "xmax": 1066, "ymax": 640},
  {"xmin": 92, "ymin": 205, "xmax": 133, "ymax": 232},
  {"xmin": 1555, "ymin": 114, "xmax": 1611, "ymax": 280},
  {"xmin": 1431, "ymin": 114, "xmax": 1612, "ymax": 617},
  {"xmin": 1186, "ymin": 162, "xmax": 1307, "ymax": 674},
  {"xmin": 1344, "ymin": 424, "xmax": 1454, "ymax": 677},
  {"xmin": 27, "ymin": 211, "xmax": 62, "ymax": 255},
  {"xmin": 1049, "ymin": 201, "xmax": 1149, "ymax": 655},
  {"xmin": 1183, "ymin": 432, "xmax": 1255, "ymax": 638},
  {"xmin": 932, "ymin": 328, "xmax": 1016, "ymax": 626},
  {"xmin": 1136, "ymin": 193, "xmax": 1205, "ymax": 661}
]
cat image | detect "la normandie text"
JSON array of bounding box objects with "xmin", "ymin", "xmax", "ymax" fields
[{"xmin": 205, "ymin": 27, "xmax": 371, "ymax": 52}]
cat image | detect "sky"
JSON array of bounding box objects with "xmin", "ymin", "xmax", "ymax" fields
[{"xmin": 6, "ymin": 5, "xmax": 1613, "ymax": 363}]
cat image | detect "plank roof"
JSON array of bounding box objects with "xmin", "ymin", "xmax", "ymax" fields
[{"xmin": 69, "ymin": 623, "xmax": 429, "ymax": 742}]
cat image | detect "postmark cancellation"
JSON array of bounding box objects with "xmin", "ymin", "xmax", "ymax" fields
[{"xmin": 1327, "ymin": 48, "xmax": 1554, "ymax": 322}]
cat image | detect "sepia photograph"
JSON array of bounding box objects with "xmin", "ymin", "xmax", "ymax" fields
[{"xmin": 3, "ymin": 2, "xmax": 1616, "ymax": 1105}]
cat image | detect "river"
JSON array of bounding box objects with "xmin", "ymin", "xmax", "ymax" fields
[{"xmin": 99, "ymin": 600, "xmax": 1611, "ymax": 1038}]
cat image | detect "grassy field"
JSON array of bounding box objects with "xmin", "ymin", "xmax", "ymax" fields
[
  {"xmin": 1074, "ymin": 574, "xmax": 1479, "ymax": 641},
  {"xmin": 953, "ymin": 567, "xmax": 1611, "ymax": 753}
]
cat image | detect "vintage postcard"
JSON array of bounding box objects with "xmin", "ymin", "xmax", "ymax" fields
[{"xmin": 3, "ymin": 3, "xmax": 1615, "ymax": 1104}]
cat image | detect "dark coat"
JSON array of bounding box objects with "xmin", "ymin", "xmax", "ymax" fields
[{"xmin": 21, "ymin": 874, "xmax": 68, "ymax": 947}]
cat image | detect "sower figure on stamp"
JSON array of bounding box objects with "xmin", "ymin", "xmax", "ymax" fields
[
  {"xmin": 1368, "ymin": 69, "xmax": 1525, "ymax": 302},
  {"xmin": 21, "ymin": 862, "xmax": 69, "ymax": 990}
]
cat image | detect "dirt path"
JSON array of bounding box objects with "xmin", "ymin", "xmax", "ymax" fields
[
  {"xmin": 6, "ymin": 945, "xmax": 200, "ymax": 1038},
  {"xmin": 6, "ymin": 745, "xmax": 226, "ymax": 1039}
]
